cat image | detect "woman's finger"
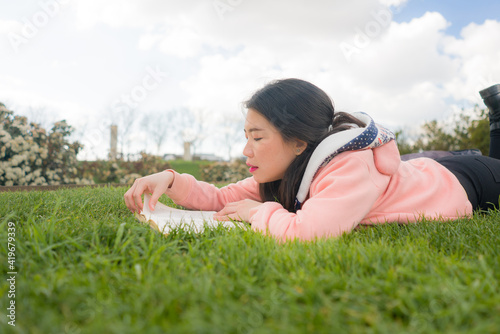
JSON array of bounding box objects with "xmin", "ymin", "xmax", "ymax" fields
[
  {"xmin": 227, "ymin": 213, "xmax": 242, "ymax": 221},
  {"xmin": 216, "ymin": 202, "xmax": 236, "ymax": 216},
  {"xmin": 149, "ymin": 187, "xmax": 163, "ymax": 211},
  {"xmin": 213, "ymin": 212, "xmax": 241, "ymax": 222},
  {"xmin": 213, "ymin": 214, "xmax": 230, "ymax": 221},
  {"xmin": 124, "ymin": 183, "xmax": 139, "ymax": 212}
]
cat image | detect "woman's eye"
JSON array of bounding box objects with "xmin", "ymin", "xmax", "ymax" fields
[{"xmin": 254, "ymin": 138, "xmax": 262, "ymax": 141}]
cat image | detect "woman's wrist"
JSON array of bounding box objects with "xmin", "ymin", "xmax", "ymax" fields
[{"xmin": 164, "ymin": 169, "xmax": 175, "ymax": 188}]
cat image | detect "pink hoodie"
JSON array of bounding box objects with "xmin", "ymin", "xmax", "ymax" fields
[{"xmin": 164, "ymin": 140, "xmax": 472, "ymax": 242}]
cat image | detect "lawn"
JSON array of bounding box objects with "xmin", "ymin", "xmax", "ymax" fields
[
  {"xmin": 0, "ymin": 186, "xmax": 499, "ymax": 333},
  {"xmin": 168, "ymin": 160, "xmax": 213, "ymax": 180}
]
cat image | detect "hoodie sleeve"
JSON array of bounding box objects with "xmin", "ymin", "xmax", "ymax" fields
[
  {"xmin": 249, "ymin": 150, "xmax": 387, "ymax": 242},
  {"xmin": 165, "ymin": 170, "xmax": 262, "ymax": 211}
]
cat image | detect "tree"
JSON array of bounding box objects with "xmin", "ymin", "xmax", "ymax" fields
[
  {"xmin": 141, "ymin": 110, "xmax": 175, "ymax": 155},
  {"xmin": 173, "ymin": 107, "xmax": 209, "ymax": 157},
  {"xmin": 398, "ymin": 106, "xmax": 489, "ymax": 155},
  {"xmin": 220, "ymin": 114, "xmax": 245, "ymax": 160},
  {"xmin": 394, "ymin": 129, "xmax": 415, "ymax": 156},
  {"xmin": 413, "ymin": 119, "xmax": 458, "ymax": 151},
  {"xmin": 24, "ymin": 105, "xmax": 54, "ymax": 131},
  {"xmin": 453, "ymin": 106, "xmax": 489, "ymax": 156}
]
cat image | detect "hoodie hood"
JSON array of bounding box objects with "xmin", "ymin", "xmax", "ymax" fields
[{"xmin": 295, "ymin": 112, "xmax": 396, "ymax": 210}]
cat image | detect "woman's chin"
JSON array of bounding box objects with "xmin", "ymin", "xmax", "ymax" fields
[{"xmin": 252, "ymin": 174, "xmax": 282, "ymax": 184}]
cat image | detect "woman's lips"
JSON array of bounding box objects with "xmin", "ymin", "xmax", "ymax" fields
[{"xmin": 247, "ymin": 163, "xmax": 258, "ymax": 173}]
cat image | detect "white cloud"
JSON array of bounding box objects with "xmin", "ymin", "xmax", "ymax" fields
[
  {"xmin": 0, "ymin": 19, "xmax": 23, "ymax": 51},
  {"xmin": 73, "ymin": 0, "xmax": 392, "ymax": 55},
  {"xmin": 137, "ymin": 33, "xmax": 162, "ymax": 51},
  {"xmin": 156, "ymin": 27, "xmax": 205, "ymax": 58},
  {"xmin": 73, "ymin": 0, "xmax": 209, "ymax": 30},
  {"xmin": 0, "ymin": 19, "xmax": 22, "ymax": 33},
  {"xmin": 328, "ymin": 12, "xmax": 457, "ymax": 125},
  {"xmin": 442, "ymin": 19, "xmax": 500, "ymax": 104},
  {"xmin": 181, "ymin": 48, "xmax": 280, "ymax": 114},
  {"xmin": 379, "ymin": 0, "xmax": 409, "ymax": 7},
  {"xmin": 179, "ymin": 9, "xmax": 500, "ymax": 132},
  {"xmin": 350, "ymin": 12, "xmax": 454, "ymax": 89}
]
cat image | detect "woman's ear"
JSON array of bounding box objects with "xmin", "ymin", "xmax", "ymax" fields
[{"xmin": 294, "ymin": 139, "xmax": 308, "ymax": 155}]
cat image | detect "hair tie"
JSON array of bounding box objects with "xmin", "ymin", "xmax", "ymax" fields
[{"xmin": 328, "ymin": 124, "xmax": 333, "ymax": 131}]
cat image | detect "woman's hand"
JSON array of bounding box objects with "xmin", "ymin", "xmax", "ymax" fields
[
  {"xmin": 214, "ymin": 199, "xmax": 262, "ymax": 223},
  {"xmin": 124, "ymin": 170, "xmax": 174, "ymax": 213}
]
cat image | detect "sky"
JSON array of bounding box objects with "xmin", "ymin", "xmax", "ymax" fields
[{"xmin": 1, "ymin": 0, "xmax": 499, "ymax": 160}]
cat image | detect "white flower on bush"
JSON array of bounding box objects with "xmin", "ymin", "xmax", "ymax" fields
[
  {"xmin": 12, "ymin": 167, "xmax": 23, "ymax": 177},
  {"xmin": 5, "ymin": 171, "xmax": 15, "ymax": 180},
  {"xmin": 1, "ymin": 102, "xmax": 91, "ymax": 186},
  {"xmin": 10, "ymin": 154, "xmax": 24, "ymax": 166},
  {"xmin": 25, "ymin": 172, "xmax": 33, "ymax": 183},
  {"xmin": 0, "ymin": 129, "xmax": 11, "ymax": 143},
  {"xmin": 33, "ymin": 176, "xmax": 47, "ymax": 185}
]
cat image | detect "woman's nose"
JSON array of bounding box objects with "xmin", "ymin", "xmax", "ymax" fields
[{"xmin": 243, "ymin": 141, "xmax": 253, "ymax": 157}]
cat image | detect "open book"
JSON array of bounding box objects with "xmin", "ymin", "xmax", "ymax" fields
[{"xmin": 135, "ymin": 194, "xmax": 243, "ymax": 234}]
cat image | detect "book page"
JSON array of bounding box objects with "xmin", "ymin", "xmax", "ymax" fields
[{"xmin": 135, "ymin": 194, "xmax": 242, "ymax": 234}]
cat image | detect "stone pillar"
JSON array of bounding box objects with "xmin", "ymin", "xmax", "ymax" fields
[
  {"xmin": 183, "ymin": 141, "xmax": 192, "ymax": 161},
  {"xmin": 110, "ymin": 125, "xmax": 118, "ymax": 161}
]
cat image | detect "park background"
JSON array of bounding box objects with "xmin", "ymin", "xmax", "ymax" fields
[{"xmin": 2, "ymin": 2, "xmax": 500, "ymax": 333}]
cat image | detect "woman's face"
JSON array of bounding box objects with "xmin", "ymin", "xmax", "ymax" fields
[{"xmin": 243, "ymin": 108, "xmax": 304, "ymax": 183}]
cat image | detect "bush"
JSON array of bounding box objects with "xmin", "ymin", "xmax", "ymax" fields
[
  {"xmin": 0, "ymin": 102, "xmax": 92, "ymax": 186},
  {"xmin": 78, "ymin": 152, "xmax": 172, "ymax": 185},
  {"xmin": 200, "ymin": 159, "xmax": 251, "ymax": 183}
]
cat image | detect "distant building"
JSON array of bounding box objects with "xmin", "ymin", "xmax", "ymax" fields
[
  {"xmin": 232, "ymin": 155, "xmax": 247, "ymax": 162},
  {"xmin": 163, "ymin": 154, "xmax": 179, "ymax": 161},
  {"xmin": 109, "ymin": 125, "xmax": 118, "ymax": 161},
  {"xmin": 195, "ymin": 153, "xmax": 224, "ymax": 162},
  {"xmin": 162, "ymin": 153, "xmax": 224, "ymax": 162},
  {"xmin": 183, "ymin": 142, "xmax": 193, "ymax": 161}
]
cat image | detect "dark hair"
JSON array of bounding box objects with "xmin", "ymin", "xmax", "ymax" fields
[{"xmin": 245, "ymin": 78, "xmax": 365, "ymax": 212}]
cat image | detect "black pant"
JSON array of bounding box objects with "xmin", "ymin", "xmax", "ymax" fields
[
  {"xmin": 436, "ymin": 155, "xmax": 500, "ymax": 211},
  {"xmin": 435, "ymin": 128, "xmax": 500, "ymax": 211}
]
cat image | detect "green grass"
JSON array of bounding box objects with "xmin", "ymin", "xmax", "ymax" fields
[
  {"xmin": 1, "ymin": 187, "xmax": 499, "ymax": 333},
  {"xmin": 168, "ymin": 160, "xmax": 212, "ymax": 180}
]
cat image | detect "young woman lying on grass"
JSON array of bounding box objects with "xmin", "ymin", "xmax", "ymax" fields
[{"xmin": 124, "ymin": 79, "xmax": 500, "ymax": 241}]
